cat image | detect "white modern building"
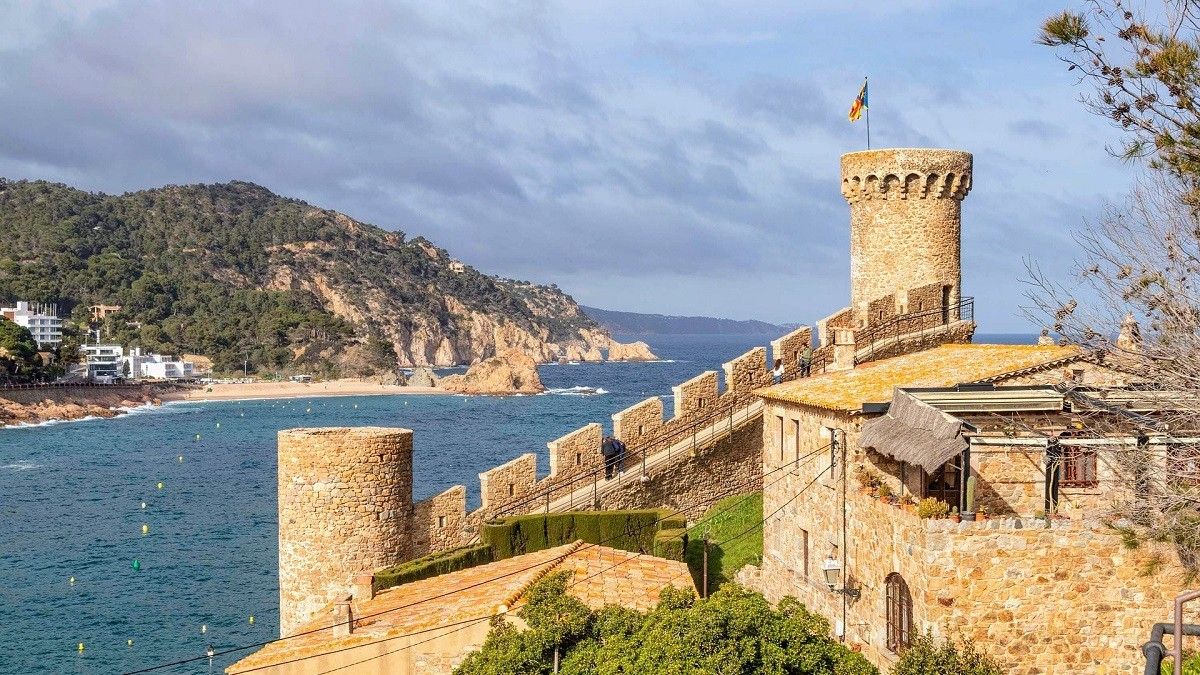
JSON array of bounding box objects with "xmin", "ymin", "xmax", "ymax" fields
[
  {"xmin": 1, "ymin": 301, "xmax": 62, "ymax": 350},
  {"xmin": 82, "ymin": 343, "xmax": 124, "ymax": 382},
  {"xmin": 122, "ymin": 347, "xmax": 194, "ymax": 380}
]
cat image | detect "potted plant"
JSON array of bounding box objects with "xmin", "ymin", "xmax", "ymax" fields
[
  {"xmin": 950, "ymin": 506, "xmax": 961, "ymax": 523},
  {"xmin": 962, "ymin": 475, "xmax": 977, "ymax": 522},
  {"xmin": 878, "ymin": 483, "xmax": 893, "ymax": 504},
  {"xmin": 917, "ymin": 497, "xmax": 950, "ymax": 520},
  {"xmin": 978, "ymin": 504, "xmax": 989, "ymax": 521},
  {"xmin": 853, "ymin": 465, "xmax": 873, "ymax": 494}
]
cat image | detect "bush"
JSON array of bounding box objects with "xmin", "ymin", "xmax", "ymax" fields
[
  {"xmin": 373, "ymin": 544, "xmax": 493, "ymax": 592},
  {"xmin": 652, "ymin": 528, "xmax": 688, "ymax": 561},
  {"xmin": 892, "ymin": 632, "xmax": 1002, "ymax": 675},
  {"xmin": 917, "ymin": 497, "xmax": 950, "ymax": 519},
  {"xmin": 482, "ymin": 510, "xmax": 671, "ymax": 560}
]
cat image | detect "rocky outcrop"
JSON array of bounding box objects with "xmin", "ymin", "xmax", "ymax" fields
[
  {"xmin": 0, "ymin": 384, "xmax": 185, "ymax": 427},
  {"xmin": 607, "ymin": 340, "xmax": 658, "ymax": 362},
  {"xmin": 407, "ymin": 367, "xmax": 438, "ymax": 388},
  {"xmin": 437, "ymin": 349, "xmax": 544, "ymax": 395}
]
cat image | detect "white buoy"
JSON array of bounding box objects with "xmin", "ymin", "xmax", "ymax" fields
[
  {"xmin": 69, "ymin": 576, "xmax": 75, "ymax": 586},
  {"xmin": 200, "ymin": 624, "xmax": 207, "ymax": 634},
  {"xmin": 216, "ymin": 422, "xmax": 220, "ymax": 429},
  {"xmin": 140, "ymin": 501, "xmax": 146, "ymax": 510}
]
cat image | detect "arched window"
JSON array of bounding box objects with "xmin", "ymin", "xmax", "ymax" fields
[{"xmin": 885, "ymin": 573, "xmax": 912, "ymax": 653}]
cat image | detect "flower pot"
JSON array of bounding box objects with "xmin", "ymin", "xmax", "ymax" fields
[
  {"xmin": 950, "ymin": 515, "xmax": 961, "ymax": 523},
  {"xmin": 962, "ymin": 512, "xmax": 976, "ymax": 522}
]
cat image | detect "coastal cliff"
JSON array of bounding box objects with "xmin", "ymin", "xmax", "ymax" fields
[
  {"xmin": 0, "ymin": 384, "xmax": 184, "ymax": 427},
  {"xmin": 438, "ymin": 349, "xmax": 544, "ymax": 395},
  {"xmin": 0, "ymin": 179, "xmax": 611, "ymax": 372}
]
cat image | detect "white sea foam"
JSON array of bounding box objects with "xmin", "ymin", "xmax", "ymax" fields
[
  {"xmin": 0, "ymin": 461, "xmax": 43, "ymax": 471},
  {"xmin": 543, "ymin": 386, "xmax": 608, "ymax": 396},
  {"xmin": 2, "ymin": 415, "xmax": 105, "ymax": 429}
]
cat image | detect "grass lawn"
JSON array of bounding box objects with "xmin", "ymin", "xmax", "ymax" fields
[{"xmin": 684, "ymin": 491, "xmax": 763, "ymax": 594}]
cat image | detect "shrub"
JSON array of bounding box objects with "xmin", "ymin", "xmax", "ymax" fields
[
  {"xmin": 482, "ymin": 509, "xmax": 670, "ymax": 560},
  {"xmin": 917, "ymin": 497, "xmax": 950, "ymax": 519},
  {"xmin": 373, "ymin": 544, "xmax": 493, "ymax": 592},
  {"xmin": 892, "ymin": 632, "xmax": 1002, "ymax": 675},
  {"xmin": 652, "ymin": 528, "xmax": 688, "ymax": 561}
]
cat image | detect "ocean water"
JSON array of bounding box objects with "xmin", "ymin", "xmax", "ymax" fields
[{"xmin": 0, "ymin": 331, "xmax": 1033, "ymax": 674}]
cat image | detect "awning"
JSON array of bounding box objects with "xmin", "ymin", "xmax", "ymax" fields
[{"xmin": 859, "ymin": 389, "xmax": 967, "ymax": 473}]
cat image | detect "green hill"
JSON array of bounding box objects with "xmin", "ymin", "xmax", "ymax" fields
[{"xmin": 0, "ymin": 178, "xmax": 608, "ymax": 374}]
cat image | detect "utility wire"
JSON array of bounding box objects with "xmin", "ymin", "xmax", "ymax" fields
[
  {"xmin": 308, "ymin": 453, "xmax": 833, "ymax": 675},
  {"xmin": 123, "ymin": 442, "xmax": 829, "ymax": 674}
]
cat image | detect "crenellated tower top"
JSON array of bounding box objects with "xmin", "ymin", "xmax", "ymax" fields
[{"xmin": 841, "ymin": 148, "xmax": 972, "ymax": 203}]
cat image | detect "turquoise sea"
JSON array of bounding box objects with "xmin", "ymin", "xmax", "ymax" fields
[{"xmin": 0, "ymin": 332, "xmax": 1030, "ymax": 674}]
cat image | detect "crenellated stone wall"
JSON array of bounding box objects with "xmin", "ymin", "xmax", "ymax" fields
[
  {"xmin": 771, "ymin": 326, "xmax": 813, "ymax": 379},
  {"xmin": 722, "ymin": 346, "xmax": 768, "ymax": 395},
  {"xmin": 478, "ymin": 453, "xmax": 538, "ymax": 510},
  {"xmin": 612, "ymin": 399, "xmax": 663, "ymax": 447},
  {"xmin": 672, "ymin": 370, "xmax": 719, "ymax": 419}
]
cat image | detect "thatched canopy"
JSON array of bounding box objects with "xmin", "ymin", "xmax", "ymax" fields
[{"xmin": 859, "ymin": 389, "xmax": 967, "ymax": 473}]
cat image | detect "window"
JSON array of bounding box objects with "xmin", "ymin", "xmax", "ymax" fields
[
  {"xmin": 1062, "ymin": 445, "xmax": 1098, "ymax": 488},
  {"xmin": 925, "ymin": 458, "xmax": 961, "ymax": 509},
  {"xmin": 437, "ymin": 515, "xmax": 446, "ymax": 528},
  {"xmin": 885, "ymin": 573, "xmax": 912, "ymax": 653},
  {"xmin": 800, "ymin": 528, "xmax": 809, "ymax": 578},
  {"xmin": 638, "ymin": 424, "xmax": 645, "ymax": 436},
  {"xmin": 777, "ymin": 416, "xmax": 785, "ymax": 462},
  {"xmin": 792, "ymin": 420, "xmax": 800, "ymax": 461},
  {"xmin": 575, "ymin": 452, "xmax": 582, "ymax": 466},
  {"xmin": 507, "ymin": 483, "xmax": 515, "ymax": 497}
]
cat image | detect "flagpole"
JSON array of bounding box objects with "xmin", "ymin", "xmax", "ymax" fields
[{"xmin": 865, "ymin": 77, "xmax": 870, "ymax": 149}]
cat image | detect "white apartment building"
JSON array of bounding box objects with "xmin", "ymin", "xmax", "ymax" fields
[
  {"xmin": 1, "ymin": 301, "xmax": 62, "ymax": 349},
  {"xmin": 122, "ymin": 347, "xmax": 194, "ymax": 380},
  {"xmin": 82, "ymin": 343, "xmax": 124, "ymax": 382}
]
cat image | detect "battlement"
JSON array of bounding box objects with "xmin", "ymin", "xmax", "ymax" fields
[{"xmin": 840, "ymin": 148, "xmax": 972, "ymax": 203}]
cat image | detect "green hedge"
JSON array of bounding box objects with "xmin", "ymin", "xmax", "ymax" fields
[
  {"xmin": 482, "ymin": 509, "xmax": 681, "ymax": 560},
  {"xmin": 653, "ymin": 528, "xmax": 688, "ymax": 561},
  {"xmin": 373, "ymin": 544, "xmax": 494, "ymax": 592}
]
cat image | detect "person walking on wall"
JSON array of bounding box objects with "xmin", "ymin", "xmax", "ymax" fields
[
  {"xmin": 799, "ymin": 345, "xmax": 813, "ymax": 377},
  {"xmin": 772, "ymin": 358, "xmax": 784, "ymax": 384},
  {"xmin": 601, "ymin": 436, "xmax": 617, "ymax": 479},
  {"xmin": 612, "ymin": 436, "xmax": 627, "ymax": 476}
]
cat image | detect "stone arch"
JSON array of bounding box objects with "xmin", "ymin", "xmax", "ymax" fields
[
  {"xmin": 885, "ymin": 572, "xmax": 913, "ymax": 653},
  {"xmin": 941, "ymin": 172, "xmax": 957, "ymax": 198},
  {"xmin": 903, "ymin": 173, "xmax": 921, "ymax": 199},
  {"xmin": 881, "ymin": 174, "xmax": 901, "ymax": 198},
  {"xmin": 864, "ymin": 174, "xmax": 879, "ymax": 195},
  {"xmin": 924, "ymin": 173, "xmax": 940, "ymax": 198}
]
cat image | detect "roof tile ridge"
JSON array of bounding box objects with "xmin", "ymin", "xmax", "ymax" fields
[{"xmin": 501, "ymin": 540, "xmax": 585, "ymax": 610}]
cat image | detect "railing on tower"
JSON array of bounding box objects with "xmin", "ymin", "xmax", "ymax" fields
[{"xmin": 854, "ymin": 296, "xmax": 974, "ymax": 363}]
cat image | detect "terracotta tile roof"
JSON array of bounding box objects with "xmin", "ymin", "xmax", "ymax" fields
[
  {"xmin": 227, "ymin": 542, "xmax": 693, "ymax": 673},
  {"xmin": 758, "ymin": 344, "xmax": 1082, "ymax": 412}
]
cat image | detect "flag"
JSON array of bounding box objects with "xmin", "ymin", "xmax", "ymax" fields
[{"xmin": 848, "ymin": 79, "xmax": 868, "ymax": 122}]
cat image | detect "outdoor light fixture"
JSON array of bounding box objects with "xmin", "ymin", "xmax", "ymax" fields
[
  {"xmin": 821, "ymin": 556, "xmax": 842, "ymax": 591},
  {"xmin": 821, "ymin": 555, "xmax": 861, "ymax": 598}
]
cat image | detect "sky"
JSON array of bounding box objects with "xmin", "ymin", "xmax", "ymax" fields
[{"xmin": 0, "ymin": 1, "xmax": 1134, "ymax": 331}]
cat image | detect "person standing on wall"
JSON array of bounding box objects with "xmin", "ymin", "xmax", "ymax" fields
[
  {"xmin": 799, "ymin": 345, "xmax": 813, "ymax": 377},
  {"xmin": 772, "ymin": 358, "xmax": 785, "ymax": 384},
  {"xmin": 601, "ymin": 435, "xmax": 617, "ymax": 479}
]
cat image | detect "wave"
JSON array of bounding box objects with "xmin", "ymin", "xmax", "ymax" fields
[
  {"xmin": 1, "ymin": 415, "xmax": 106, "ymax": 430},
  {"xmin": 0, "ymin": 461, "xmax": 43, "ymax": 471},
  {"xmin": 543, "ymin": 386, "xmax": 609, "ymax": 397}
]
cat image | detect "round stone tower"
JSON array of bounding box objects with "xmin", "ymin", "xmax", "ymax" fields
[
  {"xmin": 840, "ymin": 148, "xmax": 972, "ymax": 326},
  {"xmin": 277, "ymin": 427, "xmax": 413, "ymax": 636}
]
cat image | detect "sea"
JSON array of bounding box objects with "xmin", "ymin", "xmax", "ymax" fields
[{"xmin": 0, "ymin": 333, "xmax": 1030, "ymax": 674}]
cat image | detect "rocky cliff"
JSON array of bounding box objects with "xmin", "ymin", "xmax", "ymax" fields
[
  {"xmin": 0, "ymin": 179, "xmax": 611, "ymax": 371},
  {"xmin": 606, "ymin": 340, "xmax": 658, "ymax": 361}
]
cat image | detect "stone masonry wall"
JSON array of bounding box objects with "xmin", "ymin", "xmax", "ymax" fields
[
  {"xmin": 411, "ymin": 485, "xmax": 469, "ymax": 555},
  {"xmin": 722, "ymin": 346, "xmax": 768, "ymax": 396},
  {"xmin": 672, "ymin": 370, "xmax": 720, "ymax": 419},
  {"xmin": 755, "ymin": 398, "xmax": 1198, "ymax": 674},
  {"xmin": 277, "ymin": 427, "xmax": 414, "ymax": 637},
  {"xmin": 612, "ymin": 398, "xmax": 664, "ymax": 447},
  {"xmin": 478, "ymin": 453, "xmax": 538, "ymax": 510}
]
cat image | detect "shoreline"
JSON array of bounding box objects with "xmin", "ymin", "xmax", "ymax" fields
[{"xmin": 179, "ymin": 380, "xmax": 445, "ymax": 402}]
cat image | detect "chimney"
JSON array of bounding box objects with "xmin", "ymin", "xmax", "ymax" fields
[
  {"xmin": 1117, "ymin": 313, "xmax": 1142, "ymax": 353},
  {"xmin": 331, "ymin": 596, "xmax": 354, "ymax": 637},
  {"xmin": 830, "ymin": 329, "xmax": 856, "ymax": 371},
  {"xmin": 352, "ymin": 573, "xmax": 375, "ymax": 602}
]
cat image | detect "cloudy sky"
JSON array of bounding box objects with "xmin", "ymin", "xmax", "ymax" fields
[{"xmin": 0, "ymin": 1, "xmax": 1132, "ymax": 331}]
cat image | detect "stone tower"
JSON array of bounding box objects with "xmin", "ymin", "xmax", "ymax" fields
[
  {"xmin": 277, "ymin": 427, "xmax": 414, "ymax": 636},
  {"xmin": 840, "ymin": 148, "xmax": 972, "ymax": 327}
]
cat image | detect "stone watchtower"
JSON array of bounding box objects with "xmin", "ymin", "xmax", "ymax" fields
[
  {"xmin": 840, "ymin": 148, "xmax": 972, "ymax": 327},
  {"xmin": 277, "ymin": 427, "xmax": 414, "ymax": 636}
]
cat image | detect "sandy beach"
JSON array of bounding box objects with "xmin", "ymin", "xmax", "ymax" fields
[{"xmin": 182, "ymin": 380, "xmax": 444, "ymax": 402}]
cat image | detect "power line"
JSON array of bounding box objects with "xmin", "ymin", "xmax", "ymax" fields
[
  {"xmin": 123, "ymin": 443, "xmax": 829, "ymax": 674},
  {"xmin": 309, "ymin": 452, "xmax": 833, "ymax": 675}
]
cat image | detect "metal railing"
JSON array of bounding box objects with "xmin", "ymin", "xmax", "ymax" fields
[{"xmin": 854, "ymin": 296, "xmax": 974, "ymax": 362}]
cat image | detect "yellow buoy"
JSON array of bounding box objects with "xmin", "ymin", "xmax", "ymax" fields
[
  {"xmin": 127, "ymin": 639, "xmax": 133, "ymax": 647},
  {"xmin": 77, "ymin": 642, "xmax": 84, "ymax": 652},
  {"xmin": 248, "ymin": 615, "xmax": 255, "ymax": 624},
  {"xmin": 156, "ymin": 482, "xmax": 164, "ymax": 490},
  {"xmin": 194, "ymin": 433, "xmax": 201, "ymax": 441},
  {"xmin": 200, "ymin": 624, "xmax": 207, "ymax": 634},
  {"xmin": 141, "ymin": 524, "xmax": 149, "ymax": 535},
  {"xmin": 177, "ymin": 455, "xmax": 184, "ymax": 462},
  {"xmin": 69, "ymin": 576, "xmax": 75, "ymax": 586}
]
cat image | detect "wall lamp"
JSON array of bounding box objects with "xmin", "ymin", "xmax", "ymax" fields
[{"xmin": 821, "ymin": 556, "xmax": 861, "ymax": 599}]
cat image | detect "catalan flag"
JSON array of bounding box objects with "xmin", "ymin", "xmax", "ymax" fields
[{"xmin": 848, "ymin": 79, "xmax": 868, "ymax": 122}]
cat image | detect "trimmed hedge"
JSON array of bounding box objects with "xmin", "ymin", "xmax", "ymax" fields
[
  {"xmin": 653, "ymin": 528, "xmax": 688, "ymax": 561},
  {"xmin": 482, "ymin": 509, "xmax": 683, "ymax": 560},
  {"xmin": 373, "ymin": 544, "xmax": 493, "ymax": 592}
]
